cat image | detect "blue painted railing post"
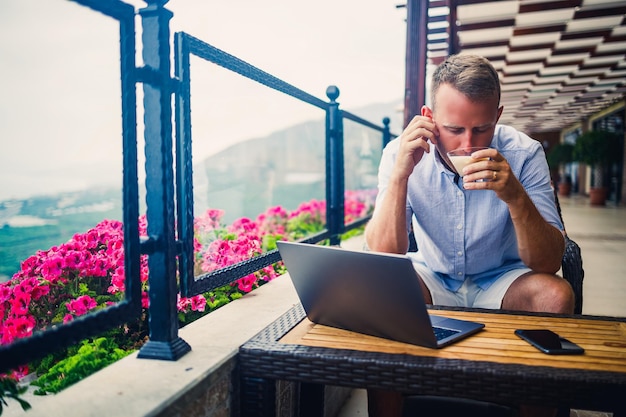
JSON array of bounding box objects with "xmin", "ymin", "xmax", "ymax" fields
[
  {"xmin": 325, "ymin": 86, "xmax": 345, "ymax": 246},
  {"xmin": 137, "ymin": 0, "xmax": 191, "ymax": 360},
  {"xmin": 382, "ymin": 116, "xmax": 391, "ymax": 149}
]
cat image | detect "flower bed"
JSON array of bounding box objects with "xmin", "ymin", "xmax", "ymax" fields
[{"xmin": 0, "ymin": 190, "xmax": 375, "ymax": 404}]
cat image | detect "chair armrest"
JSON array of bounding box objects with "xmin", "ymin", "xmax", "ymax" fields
[{"xmin": 562, "ymin": 236, "xmax": 584, "ymax": 314}]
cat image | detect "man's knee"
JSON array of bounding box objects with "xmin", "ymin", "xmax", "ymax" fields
[
  {"xmin": 417, "ymin": 276, "xmax": 433, "ymax": 304},
  {"xmin": 547, "ymin": 276, "xmax": 575, "ymax": 314},
  {"xmin": 503, "ymin": 273, "xmax": 574, "ymax": 314}
]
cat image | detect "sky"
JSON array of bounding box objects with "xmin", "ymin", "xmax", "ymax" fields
[{"xmin": 0, "ymin": 0, "xmax": 408, "ymax": 200}]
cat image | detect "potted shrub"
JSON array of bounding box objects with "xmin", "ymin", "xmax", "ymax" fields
[
  {"xmin": 547, "ymin": 142, "xmax": 574, "ymax": 196},
  {"xmin": 573, "ymin": 130, "xmax": 621, "ymax": 205}
]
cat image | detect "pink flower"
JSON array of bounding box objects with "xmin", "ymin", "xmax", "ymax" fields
[
  {"xmin": 193, "ymin": 237, "xmax": 203, "ymax": 254},
  {"xmin": 66, "ymin": 295, "xmax": 97, "ymax": 317},
  {"xmin": 177, "ymin": 295, "xmax": 189, "ymax": 312},
  {"xmin": 14, "ymin": 277, "xmax": 37, "ymax": 295},
  {"xmin": 259, "ymin": 264, "xmax": 282, "ymax": 282},
  {"xmin": 135, "ymin": 215, "xmax": 147, "ymax": 237},
  {"xmin": 1, "ymin": 316, "xmax": 36, "ymax": 344},
  {"xmin": 108, "ymin": 268, "xmax": 126, "ymax": 294},
  {"xmin": 17, "ymin": 255, "xmax": 40, "ymax": 279},
  {"xmin": 0, "ymin": 283, "xmax": 11, "ymax": 303},
  {"xmin": 30, "ymin": 283, "xmax": 50, "ymax": 301},
  {"xmin": 10, "ymin": 292, "xmax": 31, "ymax": 317},
  {"xmin": 141, "ymin": 291, "xmax": 149, "ymax": 309},
  {"xmin": 140, "ymin": 258, "xmax": 149, "ymax": 283},
  {"xmin": 39, "ymin": 255, "xmax": 64, "ymax": 283},
  {"xmin": 229, "ymin": 217, "xmax": 258, "ymax": 235},
  {"xmin": 195, "ymin": 209, "xmax": 224, "ymax": 233},
  {"xmin": 236, "ymin": 275, "xmax": 257, "ymax": 293},
  {"xmin": 190, "ymin": 295, "xmax": 206, "ymax": 312}
]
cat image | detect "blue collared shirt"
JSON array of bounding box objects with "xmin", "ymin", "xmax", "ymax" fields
[{"xmin": 374, "ymin": 124, "xmax": 564, "ymax": 292}]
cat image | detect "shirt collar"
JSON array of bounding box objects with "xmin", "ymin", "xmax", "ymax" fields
[{"xmin": 431, "ymin": 144, "xmax": 456, "ymax": 177}]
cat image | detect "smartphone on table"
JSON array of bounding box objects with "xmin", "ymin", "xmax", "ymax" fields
[{"xmin": 515, "ymin": 329, "xmax": 585, "ymax": 355}]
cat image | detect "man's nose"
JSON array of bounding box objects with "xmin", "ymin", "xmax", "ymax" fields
[{"xmin": 460, "ymin": 131, "xmax": 474, "ymax": 148}]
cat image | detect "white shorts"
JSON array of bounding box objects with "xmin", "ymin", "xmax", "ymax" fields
[{"xmin": 413, "ymin": 262, "xmax": 531, "ymax": 309}]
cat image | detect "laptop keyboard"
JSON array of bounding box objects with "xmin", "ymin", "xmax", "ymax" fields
[{"xmin": 433, "ymin": 326, "xmax": 460, "ymax": 341}]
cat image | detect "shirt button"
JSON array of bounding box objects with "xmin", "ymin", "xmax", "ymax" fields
[
  {"xmin": 457, "ymin": 191, "xmax": 463, "ymax": 197},
  {"xmin": 456, "ymin": 224, "xmax": 463, "ymax": 230},
  {"xmin": 457, "ymin": 272, "xmax": 463, "ymax": 276},
  {"xmin": 457, "ymin": 251, "xmax": 462, "ymax": 256}
]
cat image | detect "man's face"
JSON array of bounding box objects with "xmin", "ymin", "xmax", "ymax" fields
[{"xmin": 423, "ymin": 83, "xmax": 503, "ymax": 155}]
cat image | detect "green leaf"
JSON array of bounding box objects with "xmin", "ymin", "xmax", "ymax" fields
[
  {"xmin": 31, "ymin": 338, "xmax": 133, "ymax": 395},
  {"xmin": 0, "ymin": 376, "xmax": 32, "ymax": 414},
  {"xmin": 573, "ymin": 130, "xmax": 621, "ymax": 168}
]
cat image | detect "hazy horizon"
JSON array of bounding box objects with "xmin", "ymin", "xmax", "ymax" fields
[{"xmin": 0, "ymin": 97, "xmax": 403, "ymax": 202}]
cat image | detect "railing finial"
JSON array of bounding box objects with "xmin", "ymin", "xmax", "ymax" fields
[
  {"xmin": 326, "ymin": 85, "xmax": 340, "ymax": 102},
  {"xmin": 382, "ymin": 117, "xmax": 392, "ymax": 148}
]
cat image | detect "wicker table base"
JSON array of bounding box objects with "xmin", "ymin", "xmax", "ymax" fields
[{"xmin": 239, "ymin": 304, "xmax": 626, "ymax": 417}]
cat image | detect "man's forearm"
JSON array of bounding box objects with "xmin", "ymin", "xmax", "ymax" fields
[
  {"xmin": 509, "ymin": 193, "xmax": 565, "ymax": 273},
  {"xmin": 365, "ymin": 177, "xmax": 410, "ymax": 254}
]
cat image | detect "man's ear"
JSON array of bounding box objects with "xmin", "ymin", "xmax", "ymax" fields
[
  {"xmin": 496, "ymin": 105, "xmax": 504, "ymax": 123},
  {"xmin": 421, "ymin": 105, "xmax": 438, "ymax": 144}
]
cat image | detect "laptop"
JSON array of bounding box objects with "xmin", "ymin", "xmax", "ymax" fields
[{"xmin": 276, "ymin": 240, "xmax": 484, "ymax": 348}]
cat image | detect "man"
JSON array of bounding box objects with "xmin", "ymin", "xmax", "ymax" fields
[{"xmin": 364, "ymin": 54, "xmax": 574, "ymax": 417}]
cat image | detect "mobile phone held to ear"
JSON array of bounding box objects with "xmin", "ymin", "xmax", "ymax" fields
[{"xmin": 515, "ymin": 329, "xmax": 585, "ymax": 355}]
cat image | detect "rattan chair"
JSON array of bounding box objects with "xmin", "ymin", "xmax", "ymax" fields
[
  {"xmin": 563, "ymin": 235, "xmax": 584, "ymax": 314},
  {"xmin": 556, "ymin": 191, "xmax": 584, "ymax": 314}
]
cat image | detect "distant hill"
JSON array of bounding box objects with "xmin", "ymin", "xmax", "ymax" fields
[{"xmin": 193, "ymin": 99, "xmax": 402, "ymax": 223}]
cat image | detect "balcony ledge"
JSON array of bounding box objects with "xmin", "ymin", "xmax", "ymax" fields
[{"xmin": 6, "ymin": 269, "xmax": 300, "ymax": 417}]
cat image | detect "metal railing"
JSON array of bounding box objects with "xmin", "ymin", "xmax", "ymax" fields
[
  {"xmin": 0, "ymin": 0, "xmax": 396, "ymax": 370},
  {"xmin": 0, "ymin": 0, "xmax": 143, "ymax": 372}
]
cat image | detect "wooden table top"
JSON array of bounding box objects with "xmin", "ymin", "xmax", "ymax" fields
[{"xmin": 280, "ymin": 308, "xmax": 626, "ymax": 374}]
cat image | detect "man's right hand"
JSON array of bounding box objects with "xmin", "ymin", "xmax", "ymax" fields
[
  {"xmin": 365, "ymin": 115, "xmax": 438, "ymax": 254},
  {"xmin": 393, "ymin": 115, "xmax": 438, "ymax": 180}
]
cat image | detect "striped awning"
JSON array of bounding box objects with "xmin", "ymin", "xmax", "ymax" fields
[{"xmin": 425, "ymin": 0, "xmax": 626, "ymax": 134}]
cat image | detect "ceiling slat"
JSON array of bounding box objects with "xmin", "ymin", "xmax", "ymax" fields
[{"xmin": 426, "ymin": 0, "xmax": 626, "ymax": 133}]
